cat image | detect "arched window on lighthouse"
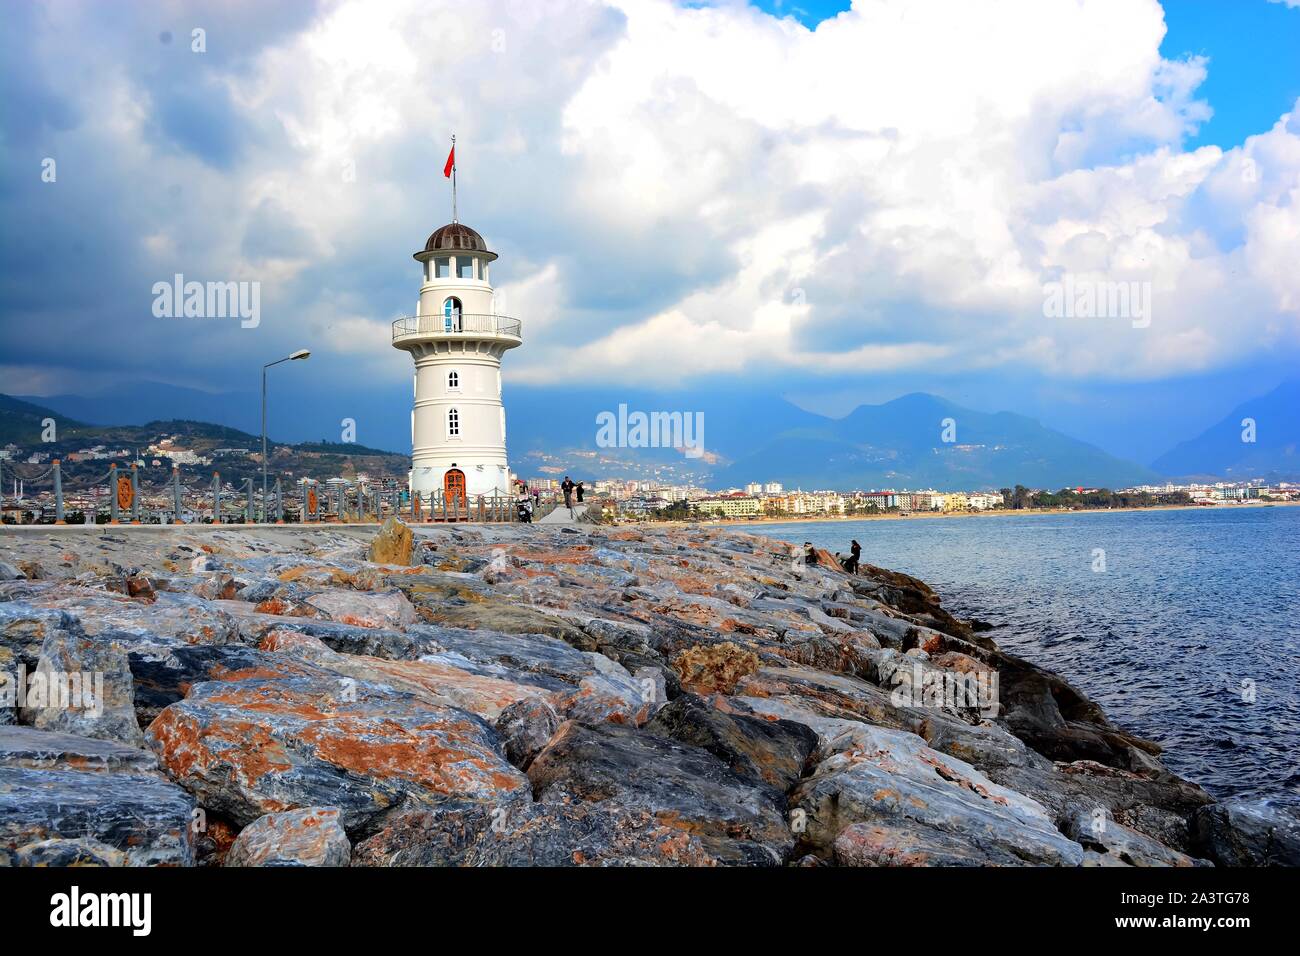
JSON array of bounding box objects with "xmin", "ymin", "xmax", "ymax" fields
[
  {"xmin": 443, "ymin": 297, "xmax": 462, "ymax": 332},
  {"xmin": 447, "ymin": 370, "xmax": 460, "ymax": 391},
  {"xmin": 447, "ymin": 407, "xmax": 460, "ymax": 438}
]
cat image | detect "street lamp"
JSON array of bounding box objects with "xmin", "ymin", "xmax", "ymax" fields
[{"xmin": 262, "ymin": 349, "xmax": 311, "ymax": 522}]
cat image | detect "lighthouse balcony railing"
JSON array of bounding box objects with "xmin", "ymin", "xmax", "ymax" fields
[{"xmin": 392, "ymin": 313, "xmax": 522, "ymax": 342}]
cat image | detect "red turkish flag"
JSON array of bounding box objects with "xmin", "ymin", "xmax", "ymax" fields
[{"xmin": 443, "ymin": 145, "xmax": 455, "ymax": 178}]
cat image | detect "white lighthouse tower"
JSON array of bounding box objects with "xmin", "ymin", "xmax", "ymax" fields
[{"xmin": 391, "ymin": 220, "xmax": 521, "ymax": 502}]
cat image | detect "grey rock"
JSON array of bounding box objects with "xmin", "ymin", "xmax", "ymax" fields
[
  {"xmin": 22, "ymin": 627, "xmax": 145, "ymax": 747},
  {"xmin": 353, "ymin": 799, "xmax": 721, "ymax": 867},
  {"xmin": 834, "ymin": 821, "xmax": 1010, "ymax": 867},
  {"xmin": 1191, "ymin": 799, "xmax": 1300, "ymax": 867},
  {"xmin": 0, "ymin": 724, "xmax": 158, "ymax": 774},
  {"xmin": 528, "ymin": 719, "xmax": 795, "ymax": 866},
  {"xmin": 0, "ymin": 766, "xmax": 195, "ymax": 866},
  {"xmin": 14, "ymin": 838, "xmax": 126, "ymax": 867},
  {"xmin": 226, "ymin": 806, "xmax": 351, "ymax": 867},
  {"xmin": 494, "ymin": 696, "xmax": 561, "ymax": 768},
  {"xmin": 791, "ymin": 722, "xmax": 1084, "ymax": 866},
  {"xmin": 1064, "ymin": 807, "xmax": 1200, "ymax": 866},
  {"xmin": 644, "ymin": 693, "xmax": 816, "ymax": 798}
]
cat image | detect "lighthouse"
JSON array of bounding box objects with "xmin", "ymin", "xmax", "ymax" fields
[{"xmin": 391, "ymin": 219, "xmax": 521, "ymax": 502}]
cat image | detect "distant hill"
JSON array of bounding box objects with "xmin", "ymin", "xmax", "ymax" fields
[
  {"xmin": 503, "ymin": 387, "xmax": 1160, "ymax": 490},
  {"xmin": 0, "ymin": 394, "xmax": 95, "ymax": 445},
  {"xmin": 1151, "ymin": 377, "xmax": 1300, "ymax": 481},
  {"xmin": 16, "ymin": 382, "xmax": 260, "ymax": 431},
  {"xmin": 711, "ymin": 393, "xmax": 1160, "ymax": 490},
  {"xmin": 0, "ymin": 395, "xmax": 408, "ymax": 486},
  {"xmin": 17, "ymin": 381, "xmax": 410, "ymax": 455}
]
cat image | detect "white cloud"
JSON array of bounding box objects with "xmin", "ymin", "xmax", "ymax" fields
[{"xmin": 5, "ymin": 0, "xmax": 1299, "ymax": 394}]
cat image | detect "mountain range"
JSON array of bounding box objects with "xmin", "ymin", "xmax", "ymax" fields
[
  {"xmin": 9, "ymin": 376, "xmax": 1299, "ymax": 489},
  {"xmin": 1151, "ymin": 375, "xmax": 1300, "ymax": 482}
]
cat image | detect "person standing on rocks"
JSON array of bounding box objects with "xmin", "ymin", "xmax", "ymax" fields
[
  {"xmin": 803, "ymin": 542, "xmax": 817, "ymax": 565},
  {"xmin": 845, "ymin": 539, "xmax": 862, "ymax": 574}
]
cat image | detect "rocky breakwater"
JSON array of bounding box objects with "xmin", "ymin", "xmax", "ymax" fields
[{"xmin": 0, "ymin": 522, "xmax": 1295, "ymax": 867}]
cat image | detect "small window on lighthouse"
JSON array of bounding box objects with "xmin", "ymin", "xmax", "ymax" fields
[
  {"xmin": 457, "ymin": 256, "xmax": 476, "ymax": 280},
  {"xmin": 447, "ymin": 370, "xmax": 460, "ymax": 391},
  {"xmin": 434, "ymin": 257, "xmax": 450, "ymax": 278},
  {"xmin": 448, "ymin": 408, "xmax": 460, "ymax": 437}
]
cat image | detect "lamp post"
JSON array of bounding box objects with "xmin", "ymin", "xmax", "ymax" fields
[{"xmin": 262, "ymin": 349, "xmax": 310, "ymax": 522}]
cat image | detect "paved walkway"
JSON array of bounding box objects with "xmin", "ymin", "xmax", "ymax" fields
[{"xmin": 535, "ymin": 503, "xmax": 588, "ymax": 526}]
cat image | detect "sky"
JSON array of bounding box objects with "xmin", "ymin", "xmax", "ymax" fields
[{"xmin": 2, "ymin": 0, "xmax": 1298, "ymax": 462}]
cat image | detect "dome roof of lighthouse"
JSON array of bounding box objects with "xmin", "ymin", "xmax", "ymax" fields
[{"xmin": 414, "ymin": 222, "xmax": 497, "ymax": 262}]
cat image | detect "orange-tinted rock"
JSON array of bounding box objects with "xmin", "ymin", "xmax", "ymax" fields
[
  {"xmin": 146, "ymin": 675, "xmax": 531, "ymax": 834},
  {"xmin": 259, "ymin": 629, "xmax": 559, "ymax": 720},
  {"xmin": 368, "ymin": 518, "xmax": 415, "ymax": 567},
  {"xmin": 672, "ymin": 641, "xmax": 761, "ymax": 695}
]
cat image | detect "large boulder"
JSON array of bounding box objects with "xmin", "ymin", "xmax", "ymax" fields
[
  {"xmin": 145, "ymin": 676, "xmax": 530, "ymax": 835},
  {"xmin": 0, "ymin": 724, "xmax": 158, "ymax": 774},
  {"xmin": 410, "ymin": 625, "xmax": 654, "ymax": 726},
  {"xmin": 834, "ymin": 821, "xmax": 1006, "ymax": 867},
  {"xmin": 527, "ymin": 720, "xmax": 795, "ymax": 865},
  {"xmin": 790, "ymin": 722, "xmax": 1084, "ymax": 866},
  {"xmin": 300, "ymin": 588, "xmax": 418, "ymax": 629},
  {"xmin": 260, "ymin": 629, "xmax": 560, "ymax": 721},
  {"xmin": 226, "ymin": 806, "xmax": 351, "ymax": 867},
  {"xmin": 1190, "ymin": 799, "xmax": 1300, "ymax": 867},
  {"xmin": 353, "ymin": 800, "xmax": 720, "ymax": 867},
  {"xmin": 1, "ymin": 604, "xmax": 81, "ymax": 724},
  {"xmin": 644, "ymin": 693, "xmax": 816, "ymax": 797},
  {"xmin": 0, "ymin": 726, "xmax": 195, "ymax": 867},
  {"xmin": 22, "ymin": 628, "xmax": 145, "ymax": 747},
  {"xmin": 8, "ymin": 586, "xmax": 241, "ymax": 646},
  {"xmin": 128, "ymin": 643, "xmax": 327, "ymax": 726},
  {"xmin": 1063, "ymin": 807, "xmax": 1200, "ymax": 867},
  {"xmin": 369, "ymin": 518, "xmax": 415, "ymax": 566}
]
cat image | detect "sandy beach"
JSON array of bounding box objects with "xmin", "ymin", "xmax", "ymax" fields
[{"xmin": 675, "ymin": 498, "xmax": 1298, "ymax": 529}]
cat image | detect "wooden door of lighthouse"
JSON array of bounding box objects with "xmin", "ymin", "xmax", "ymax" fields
[{"xmin": 444, "ymin": 468, "xmax": 466, "ymax": 513}]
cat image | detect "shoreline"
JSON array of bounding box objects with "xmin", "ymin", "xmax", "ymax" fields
[{"xmin": 674, "ymin": 498, "xmax": 1297, "ymax": 528}]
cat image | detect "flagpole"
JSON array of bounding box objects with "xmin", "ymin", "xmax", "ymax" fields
[{"xmin": 451, "ymin": 133, "xmax": 458, "ymax": 223}]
